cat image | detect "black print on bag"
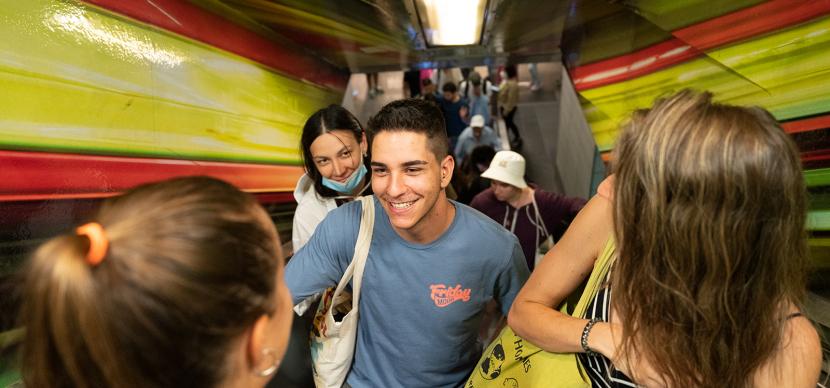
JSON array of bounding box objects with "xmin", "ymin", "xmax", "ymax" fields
[
  {"xmin": 479, "ymin": 341, "xmax": 505, "ymax": 380},
  {"xmin": 503, "ymin": 377, "xmax": 519, "ymax": 387},
  {"xmin": 513, "ymin": 337, "xmax": 531, "ymax": 373}
]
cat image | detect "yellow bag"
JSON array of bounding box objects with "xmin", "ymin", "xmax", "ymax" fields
[{"xmin": 465, "ymin": 237, "xmax": 616, "ymax": 388}]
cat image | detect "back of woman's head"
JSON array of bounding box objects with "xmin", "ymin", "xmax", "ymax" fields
[
  {"xmin": 611, "ymin": 90, "xmax": 808, "ymax": 387},
  {"xmin": 300, "ymin": 104, "xmax": 365, "ymax": 197},
  {"xmin": 19, "ymin": 176, "xmax": 283, "ymax": 388}
]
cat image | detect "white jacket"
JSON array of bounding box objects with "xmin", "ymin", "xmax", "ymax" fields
[{"xmin": 292, "ymin": 174, "xmax": 337, "ymax": 253}]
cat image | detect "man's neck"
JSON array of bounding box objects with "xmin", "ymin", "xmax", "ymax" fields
[{"xmin": 507, "ymin": 187, "xmax": 534, "ymax": 208}]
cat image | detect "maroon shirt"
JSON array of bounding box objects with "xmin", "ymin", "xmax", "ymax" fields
[{"xmin": 470, "ymin": 186, "xmax": 586, "ymax": 271}]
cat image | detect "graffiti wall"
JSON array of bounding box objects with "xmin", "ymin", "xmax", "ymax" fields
[
  {"xmin": 1, "ymin": 0, "xmax": 347, "ymax": 199},
  {"xmin": 0, "ymin": 0, "xmax": 349, "ymax": 276},
  {"xmin": 563, "ymin": 0, "xmax": 830, "ymax": 271}
]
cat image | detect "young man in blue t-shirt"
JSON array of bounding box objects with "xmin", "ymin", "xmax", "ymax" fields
[{"xmin": 286, "ymin": 98, "xmax": 530, "ymax": 387}]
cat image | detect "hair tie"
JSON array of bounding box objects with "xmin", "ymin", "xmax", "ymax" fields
[{"xmin": 76, "ymin": 222, "xmax": 109, "ymax": 266}]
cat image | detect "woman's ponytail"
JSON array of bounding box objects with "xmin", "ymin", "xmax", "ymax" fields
[{"xmin": 20, "ymin": 234, "xmax": 134, "ymax": 387}]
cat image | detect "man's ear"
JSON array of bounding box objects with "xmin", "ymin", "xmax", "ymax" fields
[
  {"xmin": 440, "ymin": 154, "xmax": 455, "ymax": 188},
  {"xmin": 246, "ymin": 314, "xmax": 270, "ymax": 368}
]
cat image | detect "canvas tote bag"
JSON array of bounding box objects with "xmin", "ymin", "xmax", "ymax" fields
[
  {"xmin": 466, "ymin": 237, "xmax": 616, "ymax": 388},
  {"xmin": 309, "ymin": 196, "xmax": 374, "ymax": 388}
]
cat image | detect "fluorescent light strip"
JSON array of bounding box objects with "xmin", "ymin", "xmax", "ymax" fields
[{"xmin": 417, "ymin": 0, "xmax": 486, "ymax": 46}]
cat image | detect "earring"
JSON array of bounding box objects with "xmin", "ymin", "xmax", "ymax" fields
[{"xmin": 254, "ymin": 348, "xmax": 280, "ymax": 377}]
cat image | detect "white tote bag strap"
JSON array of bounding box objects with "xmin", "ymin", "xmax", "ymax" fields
[
  {"xmin": 330, "ymin": 196, "xmax": 374, "ymax": 310},
  {"xmin": 350, "ymin": 196, "xmax": 374, "ymax": 307}
]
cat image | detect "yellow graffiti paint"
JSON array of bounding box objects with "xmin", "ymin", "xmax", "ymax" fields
[{"xmin": 0, "ymin": 0, "xmax": 341, "ymax": 164}]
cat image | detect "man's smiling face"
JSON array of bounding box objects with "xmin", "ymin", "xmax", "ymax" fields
[{"xmin": 370, "ymin": 130, "xmax": 453, "ymax": 243}]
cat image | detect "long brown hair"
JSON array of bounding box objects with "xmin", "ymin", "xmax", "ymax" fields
[
  {"xmin": 611, "ymin": 90, "xmax": 809, "ymax": 387},
  {"xmin": 19, "ymin": 176, "xmax": 283, "ymax": 387}
]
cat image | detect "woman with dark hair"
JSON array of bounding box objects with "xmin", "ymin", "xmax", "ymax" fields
[
  {"xmin": 293, "ymin": 104, "xmax": 370, "ymax": 252},
  {"xmin": 508, "ymin": 90, "xmax": 822, "ymax": 387},
  {"xmin": 19, "ymin": 176, "xmax": 293, "ymax": 388}
]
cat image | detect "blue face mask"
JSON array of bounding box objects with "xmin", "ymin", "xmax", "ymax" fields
[{"xmin": 321, "ymin": 164, "xmax": 367, "ymax": 194}]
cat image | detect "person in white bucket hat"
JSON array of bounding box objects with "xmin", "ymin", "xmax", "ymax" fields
[{"xmin": 473, "ymin": 150, "xmax": 587, "ymax": 271}]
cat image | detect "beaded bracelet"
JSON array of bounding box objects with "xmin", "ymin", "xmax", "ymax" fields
[{"xmin": 580, "ymin": 317, "xmax": 601, "ymax": 357}]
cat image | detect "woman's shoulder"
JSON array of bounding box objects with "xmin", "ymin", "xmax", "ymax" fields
[
  {"xmin": 596, "ymin": 175, "xmax": 615, "ymax": 201},
  {"xmin": 753, "ymin": 309, "xmax": 822, "ymax": 387},
  {"xmin": 293, "ymin": 174, "xmax": 315, "ymax": 202},
  {"xmin": 293, "ymin": 175, "xmax": 336, "ymax": 217}
]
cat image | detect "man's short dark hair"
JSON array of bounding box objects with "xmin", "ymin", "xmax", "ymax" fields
[
  {"xmin": 442, "ymin": 82, "xmax": 457, "ymax": 93},
  {"xmin": 421, "ymin": 78, "xmax": 433, "ymax": 87},
  {"xmin": 505, "ymin": 65, "xmax": 518, "ymax": 79},
  {"xmin": 367, "ymin": 99, "xmax": 449, "ymax": 160}
]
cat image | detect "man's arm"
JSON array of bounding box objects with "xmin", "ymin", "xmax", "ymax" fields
[
  {"xmin": 493, "ymin": 239, "xmax": 531, "ymax": 316},
  {"xmin": 291, "ymin": 202, "xmax": 325, "ymax": 253},
  {"xmin": 285, "ymin": 205, "xmax": 358, "ymax": 306}
]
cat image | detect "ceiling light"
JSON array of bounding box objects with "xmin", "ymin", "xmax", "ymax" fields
[{"xmin": 415, "ymin": 0, "xmax": 487, "ymax": 46}]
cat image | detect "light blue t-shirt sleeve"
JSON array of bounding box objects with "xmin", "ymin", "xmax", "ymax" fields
[
  {"xmin": 285, "ymin": 202, "xmax": 360, "ymax": 305},
  {"xmin": 494, "ymin": 238, "xmax": 530, "ymax": 316}
]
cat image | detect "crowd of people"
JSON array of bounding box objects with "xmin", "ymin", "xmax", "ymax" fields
[
  {"xmin": 403, "ymin": 65, "xmax": 524, "ymax": 151},
  {"xmin": 14, "ymin": 88, "xmax": 824, "ymax": 387}
]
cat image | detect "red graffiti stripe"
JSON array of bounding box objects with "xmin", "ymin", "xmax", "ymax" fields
[
  {"xmin": 673, "ymin": 0, "xmax": 830, "ymax": 52},
  {"xmin": 571, "ymin": 39, "xmax": 698, "ymax": 91},
  {"xmin": 802, "ymin": 150, "xmax": 830, "ymax": 164},
  {"xmin": 82, "ymin": 0, "xmax": 348, "ymax": 91},
  {"xmin": 781, "ymin": 114, "xmax": 830, "ymax": 134},
  {"xmin": 0, "ymin": 150, "xmax": 303, "ymax": 202}
]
